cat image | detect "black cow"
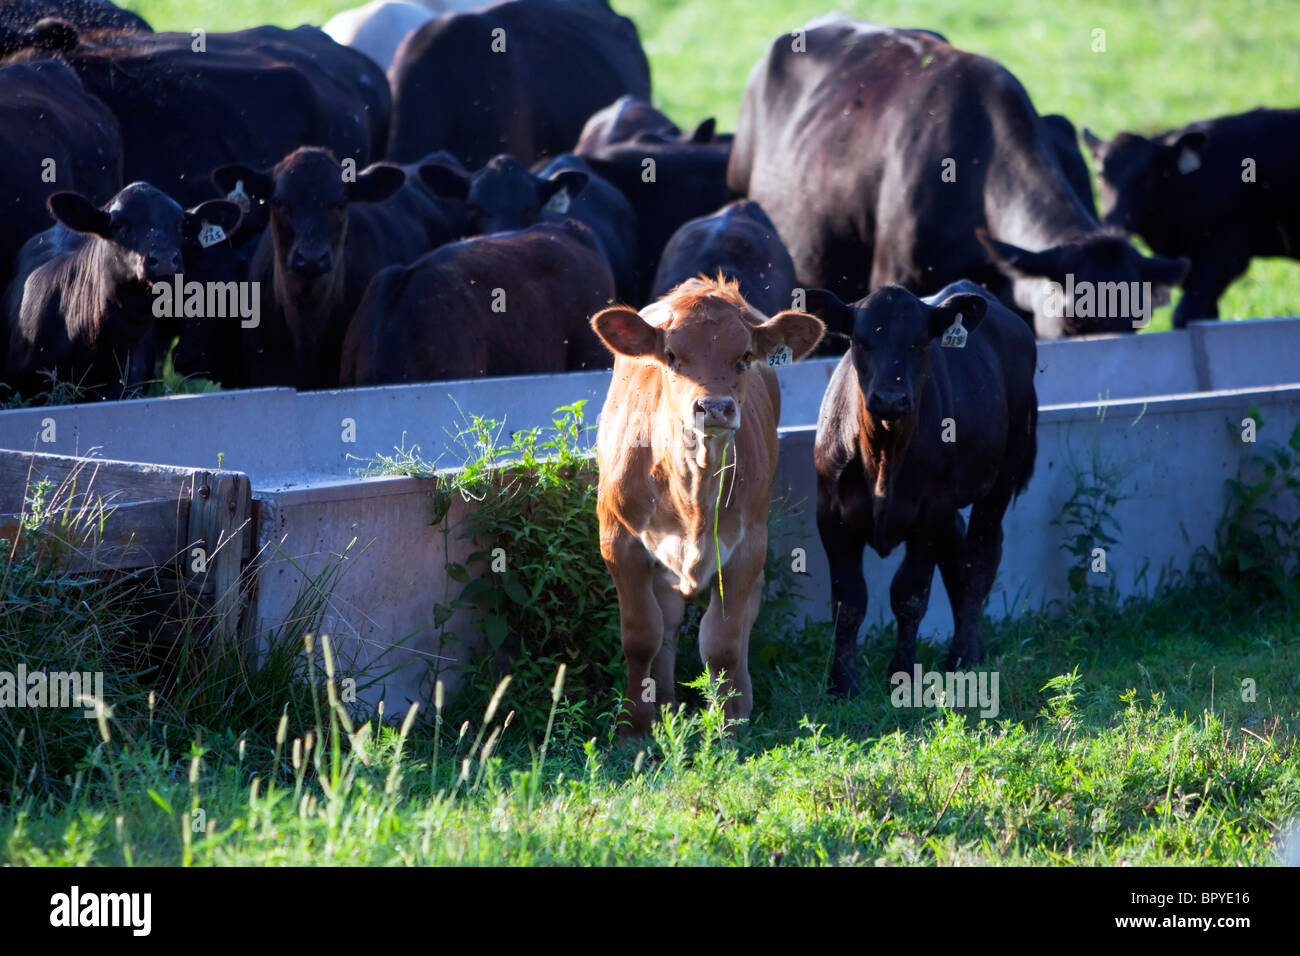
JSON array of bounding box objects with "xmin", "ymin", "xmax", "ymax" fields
[
  {"xmin": 650, "ymin": 200, "xmax": 796, "ymax": 318},
  {"xmin": 576, "ymin": 94, "xmax": 721, "ymax": 152},
  {"xmin": 0, "ymin": 0, "xmax": 148, "ymax": 51},
  {"xmin": 0, "ymin": 57, "xmax": 121, "ymax": 294},
  {"xmin": 1085, "ymin": 109, "xmax": 1300, "ymax": 325},
  {"xmin": 341, "ymin": 220, "xmax": 614, "ymax": 386},
  {"xmin": 420, "ymin": 152, "xmax": 638, "ymax": 302},
  {"xmin": 212, "ymin": 148, "xmax": 446, "ymax": 390},
  {"xmin": 3, "ymin": 183, "xmax": 239, "ymax": 400},
  {"xmin": 805, "ymin": 280, "xmax": 1038, "ymax": 695},
  {"xmin": 729, "ymin": 15, "xmax": 1188, "ymax": 337},
  {"xmin": 3, "ymin": 24, "xmax": 390, "ymax": 207},
  {"xmin": 387, "ymin": 0, "xmax": 650, "ymax": 167},
  {"xmin": 577, "ymin": 114, "xmax": 734, "ymax": 303},
  {"xmin": 165, "ymin": 190, "xmax": 272, "ymax": 389},
  {"xmin": 1042, "ymin": 114, "xmax": 1095, "ymax": 213}
]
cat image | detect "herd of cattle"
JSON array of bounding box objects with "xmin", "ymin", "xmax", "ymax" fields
[
  {"xmin": 3, "ymin": 0, "xmax": 1296, "ymax": 402},
  {"xmin": 1, "ymin": 0, "xmax": 1296, "ymax": 718}
]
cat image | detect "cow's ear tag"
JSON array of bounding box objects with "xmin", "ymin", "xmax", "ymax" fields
[
  {"xmin": 227, "ymin": 179, "xmax": 251, "ymax": 214},
  {"xmin": 941, "ymin": 313, "xmax": 968, "ymax": 348},
  {"xmin": 766, "ymin": 345, "xmax": 794, "ymax": 367},
  {"xmin": 198, "ymin": 220, "xmax": 227, "ymax": 248},
  {"xmin": 544, "ymin": 188, "xmax": 570, "ymax": 215}
]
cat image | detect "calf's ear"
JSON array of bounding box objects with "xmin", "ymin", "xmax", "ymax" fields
[
  {"xmin": 1082, "ymin": 127, "xmax": 1106, "ymax": 160},
  {"xmin": 348, "ymin": 163, "xmax": 406, "ymax": 204},
  {"xmin": 1141, "ymin": 254, "xmax": 1190, "ymax": 286},
  {"xmin": 591, "ymin": 305, "xmax": 662, "ymax": 358},
  {"xmin": 1168, "ymin": 130, "xmax": 1207, "ymax": 175},
  {"xmin": 800, "ymin": 288, "xmax": 855, "ymax": 337},
  {"xmin": 418, "ymin": 162, "xmax": 471, "ymax": 199},
  {"xmin": 686, "ymin": 117, "xmax": 716, "ymax": 143},
  {"xmin": 47, "ymin": 192, "xmax": 111, "ymax": 237},
  {"xmin": 928, "ymin": 293, "xmax": 988, "ymax": 340},
  {"xmin": 539, "ymin": 169, "xmax": 588, "ymax": 208},
  {"xmin": 977, "ymin": 228, "xmax": 1065, "ymax": 280},
  {"xmin": 184, "ymin": 199, "xmax": 243, "ymax": 241},
  {"xmin": 754, "ymin": 310, "xmax": 825, "ymax": 362},
  {"xmin": 211, "ymin": 165, "xmax": 274, "ymax": 202}
]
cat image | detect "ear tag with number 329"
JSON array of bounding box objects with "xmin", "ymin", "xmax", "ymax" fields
[
  {"xmin": 766, "ymin": 345, "xmax": 793, "ymax": 367},
  {"xmin": 941, "ymin": 313, "xmax": 968, "ymax": 349},
  {"xmin": 197, "ymin": 221, "xmax": 227, "ymax": 248}
]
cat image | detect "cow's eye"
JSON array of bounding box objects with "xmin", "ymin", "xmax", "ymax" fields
[
  {"xmin": 665, "ymin": 349, "xmax": 678, "ymax": 369},
  {"xmin": 736, "ymin": 351, "xmax": 753, "ymax": 372}
]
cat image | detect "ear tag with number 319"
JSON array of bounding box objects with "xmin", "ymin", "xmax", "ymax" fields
[
  {"xmin": 766, "ymin": 345, "xmax": 793, "ymax": 367},
  {"xmin": 197, "ymin": 221, "xmax": 227, "ymax": 249},
  {"xmin": 941, "ymin": 313, "xmax": 968, "ymax": 349}
]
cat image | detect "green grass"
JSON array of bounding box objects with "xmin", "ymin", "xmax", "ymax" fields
[
  {"xmin": 2, "ymin": 404, "xmax": 1298, "ymax": 866},
  {"xmin": 123, "ymin": 0, "xmax": 1300, "ymax": 325},
  {"xmin": 2, "ymin": 577, "xmax": 1297, "ymax": 865}
]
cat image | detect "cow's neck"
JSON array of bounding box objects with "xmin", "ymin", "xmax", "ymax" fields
[
  {"xmin": 985, "ymin": 158, "xmax": 1099, "ymax": 249},
  {"xmin": 274, "ymin": 261, "xmax": 346, "ymax": 366},
  {"xmin": 656, "ymin": 416, "xmax": 737, "ymax": 544},
  {"xmin": 856, "ymin": 394, "xmax": 915, "ymax": 534},
  {"xmin": 68, "ymin": 241, "xmax": 147, "ymax": 350}
]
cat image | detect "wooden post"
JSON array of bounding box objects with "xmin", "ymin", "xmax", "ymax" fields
[{"xmin": 185, "ymin": 470, "xmax": 252, "ymax": 656}]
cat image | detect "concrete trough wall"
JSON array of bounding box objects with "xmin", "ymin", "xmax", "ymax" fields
[
  {"xmin": 240, "ymin": 383, "xmax": 1300, "ymax": 715},
  {"xmin": 3, "ymin": 317, "xmax": 1298, "ymax": 485},
  {"xmin": 2, "ymin": 317, "xmax": 1298, "ymax": 715}
]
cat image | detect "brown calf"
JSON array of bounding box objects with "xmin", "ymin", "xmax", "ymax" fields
[{"xmin": 592, "ymin": 276, "xmax": 824, "ymax": 733}]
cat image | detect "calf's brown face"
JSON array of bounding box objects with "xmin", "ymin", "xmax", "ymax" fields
[
  {"xmin": 215, "ymin": 149, "xmax": 405, "ymax": 281},
  {"xmin": 806, "ymin": 285, "xmax": 988, "ymax": 427},
  {"xmin": 592, "ymin": 283, "xmax": 824, "ymax": 439}
]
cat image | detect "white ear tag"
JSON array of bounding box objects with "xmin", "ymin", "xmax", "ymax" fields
[
  {"xmin": 198, "ymin": 220, "xmax": 227, "ymax": 248},
  {"xmin": 544, "ymin": 188, "xmax": 571, "ymax": 215},
  {"xmin": 766, "ymin": 345, "xmax": 793, "ymax": 367},
  {"xmin": 227, "ymin": 179, "xmax": 251, "ymax": 214},
  {"xmin": 941, "ymin": 313, "xmax": 968, "ymax": 348},
  {"xmin": 1177, "ymin": 147, "xmax": 1201, "ymax": 175}
]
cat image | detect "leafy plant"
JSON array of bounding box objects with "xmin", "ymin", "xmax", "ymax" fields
[{"xmin": 1215, "ymin": 409, "xmax": 1300, "ymax": 600}]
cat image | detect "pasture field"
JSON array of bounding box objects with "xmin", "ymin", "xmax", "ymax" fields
[
  {"xmin": 121, "ymin": 0, "xmax": 1300, "ymax": 328},
  {"xmin": 1, "ymin": 1, "xmax": 1294, "ymax": 868},
  {"xmin": 2, "ymin": 411, "xmax": 1298, "ymax": 866}
]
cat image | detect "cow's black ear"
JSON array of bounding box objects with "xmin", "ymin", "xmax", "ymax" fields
[
  {"xmin": 800, "ymin": 288, "xmax": 855, "ymax": 336},
  {"xmin": 686, "ymin": 118, "xmax": 716, "ymax": 143},
  {"xmin": 211, "ymin": 165, "xmax": 274, "ymax": 201},
  {"xmin": 184, "ymin": 199, "xmax": 243, "ymax": 241},
  {"xmin": 539, "ymin": 169, "xmax": 588, "ymax": 207},
  {"xmin": 1169, "ymin": 130, "xmax": 1207, "ymax": 174},
  {"xmin": 977, "ymin": 228, "xmax": 1064, "ymax": 279},
  {"xmin": 348, "ymin": 163, "xmax": 406, "ymax": 204},
  {"xmin": 929, "ymin": 293, "xmax": 988, "ymax": 340},
  {"xmin": 47, "ymin": 191, "xmax": 111, "ymax": 237},
  {"xmin": 418, "ymin": 162, "xmax": 471, "ymax": 199},
  {"xmin": 1082, "ymin": 127, "xmax": 1106, "ymax": 159},
  {"xmin": 1141, "ymin": 254, "xmax": 1190, "ymax": 286}
]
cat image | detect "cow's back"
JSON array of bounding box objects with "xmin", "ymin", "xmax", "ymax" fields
[
  {"xmin": 732, "ymin": 15, "xmax": 1093, "ymax": 300},
  {"xmin": 0, "ymin": 59, "xmax": 121, "ymax": 290},
  {"xmin": 56, "ymin": 27, "xmax": 388, "ymax": 206},
  {"xmin": 342, "ymin": 221, "xmax": 613, "ymax": 385},
  {"xmin": 388, "ymin": 0, "xmax": 650, "ymax": 166}
]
